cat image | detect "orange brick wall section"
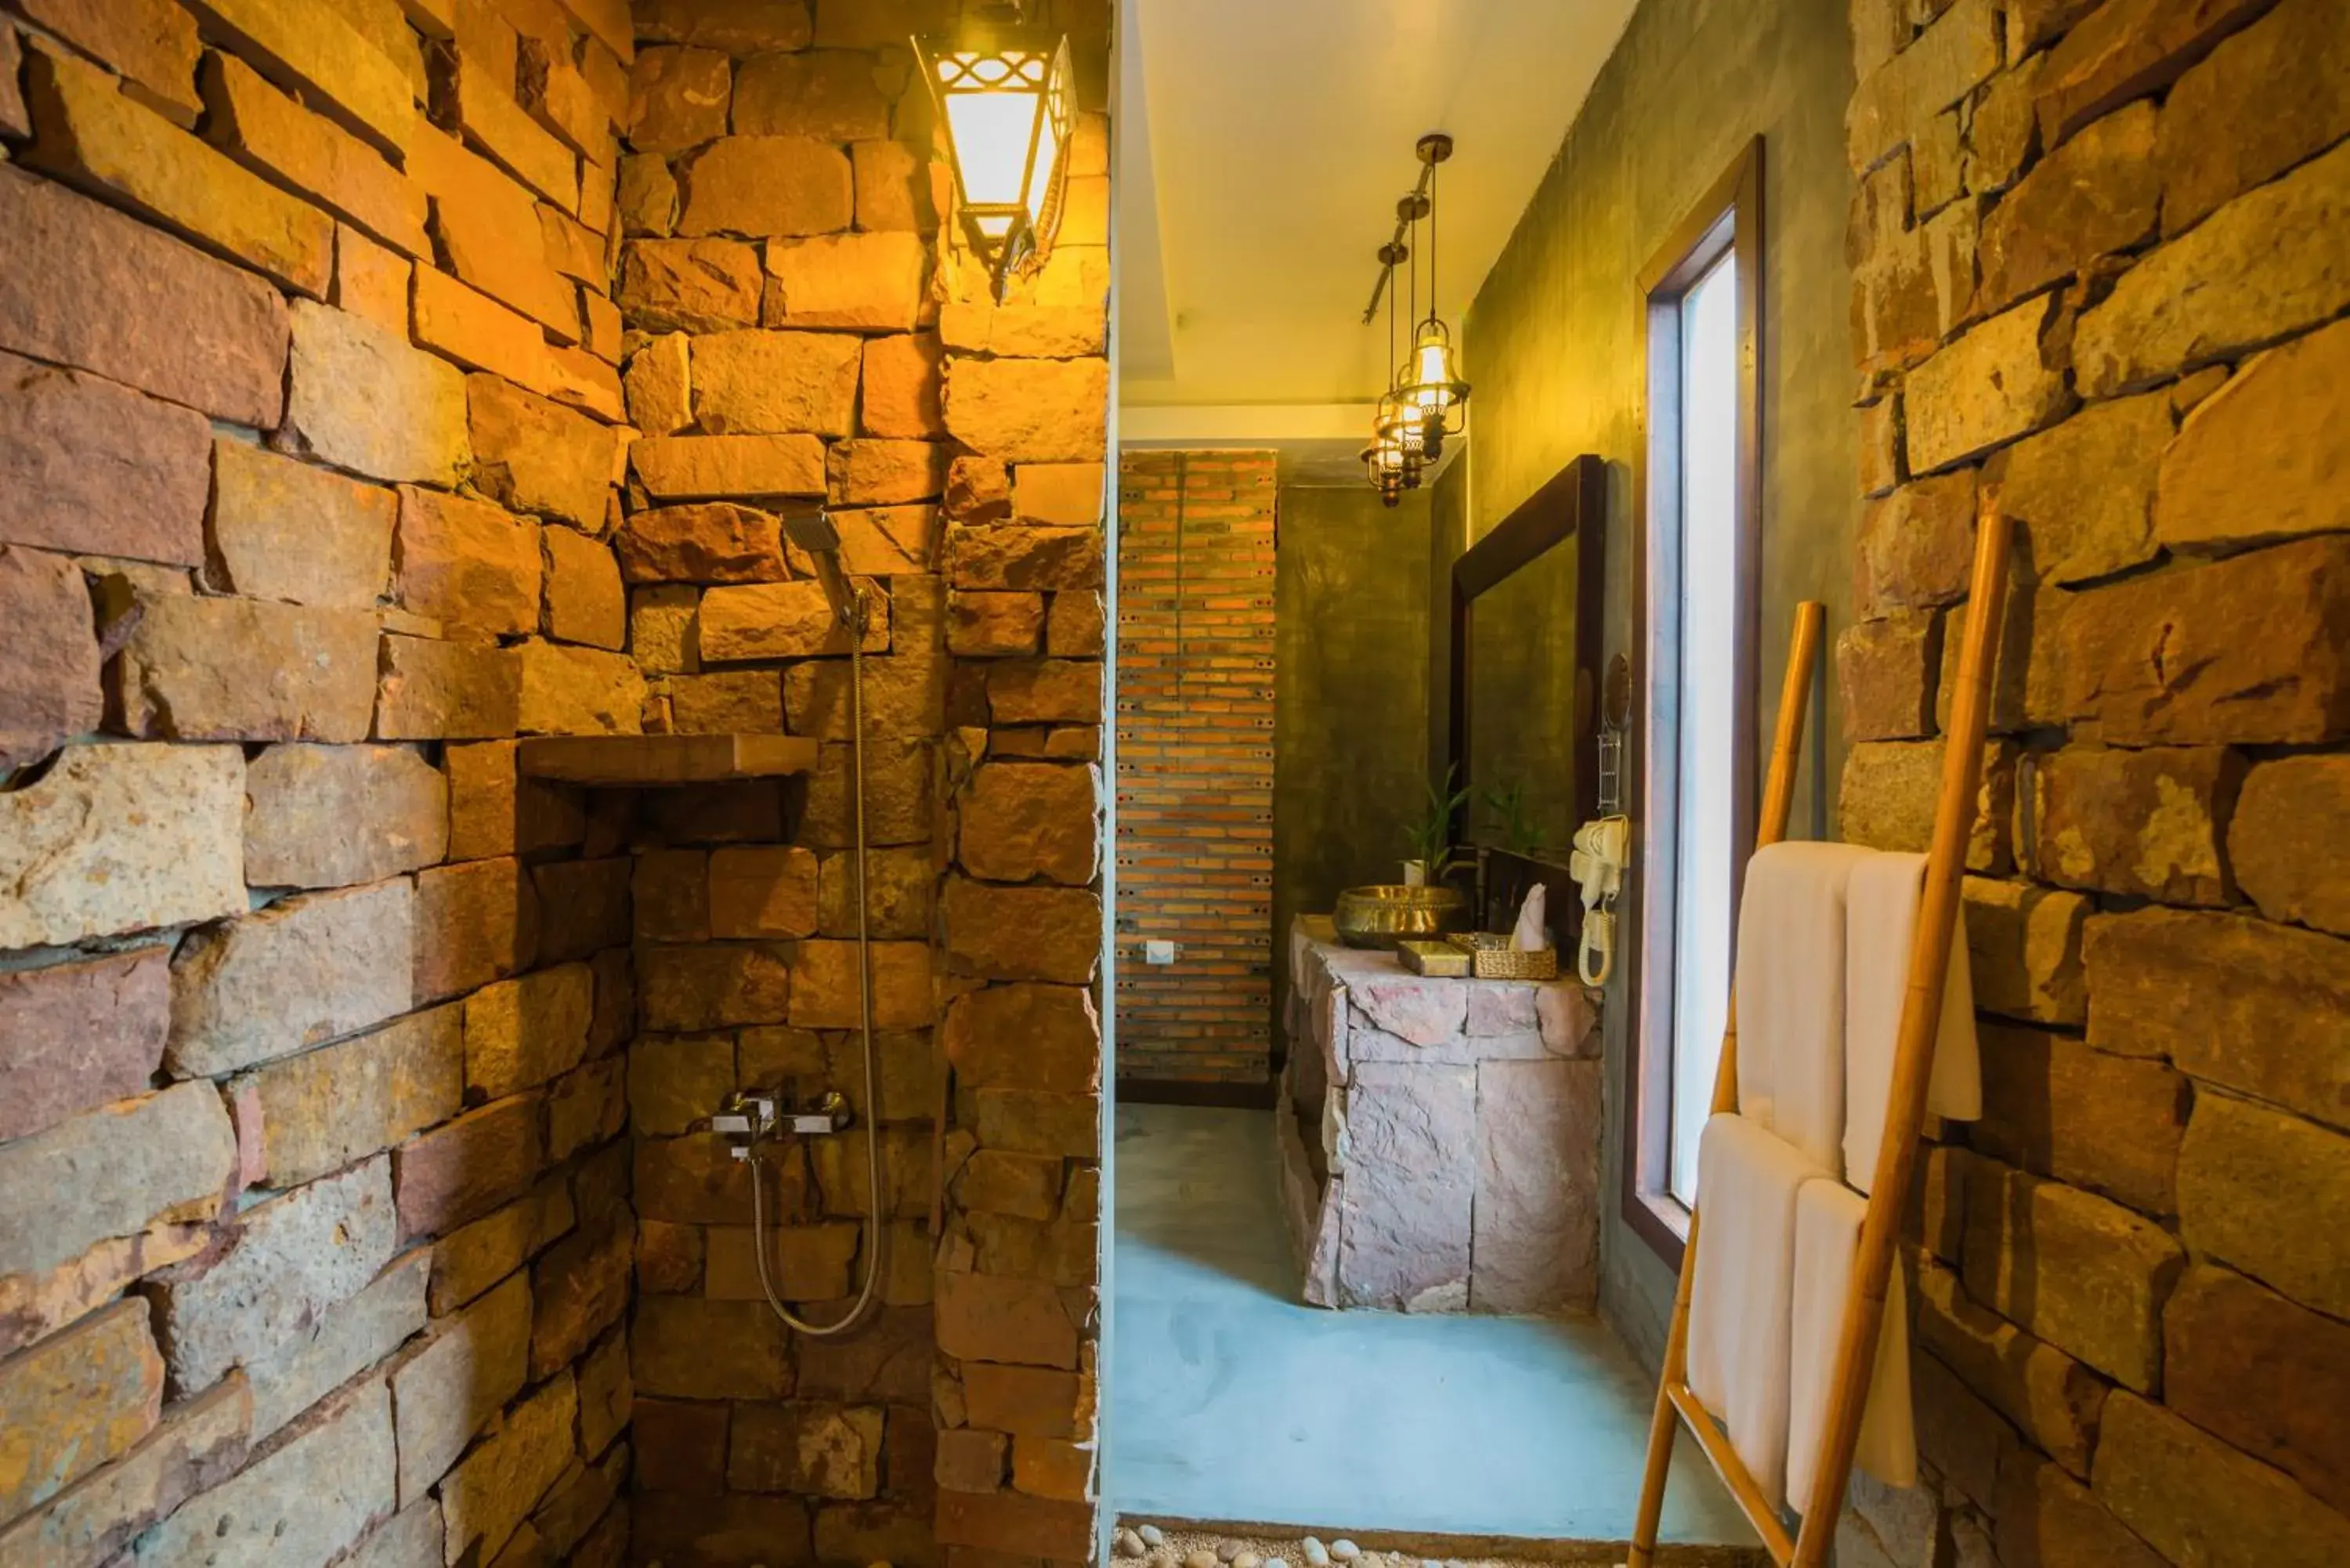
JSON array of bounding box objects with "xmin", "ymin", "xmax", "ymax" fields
[{"xmin": 1115, "ymin": 450, "xmax": 1278, "ymax": 1085}]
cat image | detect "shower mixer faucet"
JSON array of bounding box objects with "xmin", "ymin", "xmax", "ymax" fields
[{"xmin": 715, "ymin": 1089, "xmax": 854, "ymax": 1160}]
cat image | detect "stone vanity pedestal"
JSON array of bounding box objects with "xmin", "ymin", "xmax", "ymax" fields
[{"xmin": 1278, "ymin": 916, "xmax": 1603, "ymax": 1313}]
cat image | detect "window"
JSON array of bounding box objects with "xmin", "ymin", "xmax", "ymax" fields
[{"xmin": 1627, "ymin": 143, "xmax": 1761, "ymax": 1263}]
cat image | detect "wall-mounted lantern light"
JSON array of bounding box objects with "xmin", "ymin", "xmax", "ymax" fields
[{"xmin": 913, "ymin": 2, "xmax": 1076, "ymax": 300}]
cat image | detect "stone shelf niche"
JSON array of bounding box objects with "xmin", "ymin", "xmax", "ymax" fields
[
  {"xmin": 515, "ymin": 733, "xmax": 821, "ymax": 786},
  {"xmin": 1279, "ymin": 916, "xmax": 1603, "ymax": 1313}
]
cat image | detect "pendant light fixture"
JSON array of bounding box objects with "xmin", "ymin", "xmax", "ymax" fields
[
  {"xmin": 913, "ymin": 1, "xmax": 1076, "ymax": 300},
  {"xmin": 1401, "ymin": 134, "xmax": 1470, "ymax": 459},
  {"xmin": 1361, "ymin": 240, "xmax": 1419, "ymax": 505}
]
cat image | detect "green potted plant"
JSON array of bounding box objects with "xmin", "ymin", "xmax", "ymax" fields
[
  {"xmin": 1404, "ymin": 764, "xmax": 1472, "ymax": 886},
  {"xmin": 1482, "ymin": 778, "xmax": 1549, "ymax": 858}
]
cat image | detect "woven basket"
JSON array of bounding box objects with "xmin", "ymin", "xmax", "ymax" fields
[{"xmin": 1445, "ymin": 932, "xmax": 1560, "ymax": 981}]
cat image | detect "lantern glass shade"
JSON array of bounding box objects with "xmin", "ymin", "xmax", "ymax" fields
[
  {"xmin": 916, "ymin": 25, "xmax": 1076, "ymax": 293},
  {"xmin": 1405, "ymin": 320, "xmax": 1469, "ymax": 416}
]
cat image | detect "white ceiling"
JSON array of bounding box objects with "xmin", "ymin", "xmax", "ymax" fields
[{"xmin": 1115, "ymin": 0, "xmax": 1640, "ymax": 447}]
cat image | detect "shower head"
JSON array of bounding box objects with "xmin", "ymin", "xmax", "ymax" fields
[{"xmin": 782, "ymin": 507, "xmax": 859, "ymax": 629}]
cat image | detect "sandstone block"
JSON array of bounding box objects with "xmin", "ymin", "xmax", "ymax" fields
[
  {"xmin": 167, "ymin": 879, "xmax": 414, "ymax": 1078},
  {"xmin": 826, "ymin": 439, "xmax": 948, "ymax": 507},
  {"xmin": 153, "ymin": 1157, "xmax": 397, "ymax": 1395},
  {"xmin": 0, "ymin": 544, "xmax": 103, "ymax": 769},
  {"xmin": 960, "ymin": 1364, "xmax": 1081, "ymax": 1440},
  {"xmin": 1844, "ymin": 0, "xmax": 1999, "ymax": 171},
  {"xmin": 334, "ymin": 222, "xmax": 410, "ymax": 334},
  {"xmin": 0, "ymin": 1374, "xmax": 252, "ymax": 1568},
  {"xmin": 663, "ymin": 670, "xmax": 776, "ymax": 739},
  {"xmin": 15, "ymin": 0, "xmax": 199, "ymax": 123},
  {"xmin": 1975, "ymin": 101, "xmax": 2157, "ymax": 314},
  {"xmin": 729, "ymin": 1402, "xmax": 883, "ymax": 1499},
  {"xmin": 1836, "ymin": 611, "xmax": 1940, "ymax": 742},
  {"xmin": 2022, "ymin": 744, "xmax": 2240, "ymax": 905},
  {"xmin": 958, "ymin": 762, "xmax": 1100, "ymax": 885},
  {"xmin": 801, "ymin": 737, "xmax": 934, "ymax": 848},
  {"xmin": 24, "ymin": 49, "xmax": 333, "ymax": 297},
  {"xmin": 692, "ymin": 328, "xmax": 861, "ymax": 436},
  {"xmin": 636, "ymin": 0, "xmax": 811, "ymax": 52},
  {"xmin": 631, "ymin": 583, "xmax": 703, "ymax": 674},
  {"xmin": 816, "ymin": 844, "xmax": 931, "ymax": 941},
  {"xmin": 530, "ymin": 1217, "xmax": 631, "ymax": 1376},
  {"xmin": 0, "ymin": 1299, "xmax": 162, "ymax": 1526},
  {"xmin": 546, "ymin": 1052, "xmax": 627, "ymax": 1161},
  {"xmin": 2230, "ymin": 756, "xmax": 2350, "ymax": 936},
  {"xmin": 532, "ymin": 858, "xmax": 631, "ymax": 962},
  {"xmin": 640, "ymin": 943, "xmax": 793, "ymax": 1028},
  {"xmin": 542, "ymin": 526, "xmax": 626, "ymax": 649},
  {"xmin": 939, "ymin": 985, "xmax": 1097, "ymax": 1100},
  {"xmin": 945, "ymin": 526, "xmax": 1104, "ymax": 593},
  {"xmin": 985, "ymin": 659, "xmax": 1101, "ymax": 725},
  {"xmin": 789, "ymin": 938, "xmax": 933, "ymax": 1029},
  {"xmin": 628, "ymin": 45, "xmax": 731, "ymax": 154},
  {"xmin": 698, "ymin": 580, "xmax": 880, "ymax": 661},
  {"xmin": 942, "ymin": 356, "xmax": 1108, "ymax": 463},
  {"xmin": 433, "ymin": 1182, "xmax": 571, "ymax": 1318},
  {"xmin": 765, "ymin": 230, "xmax": 926, "ymax": 331},
  {"xmin": 2075, "ymin": 136, "xmax": 2350, "ymax": 396},
  {"xmin": 785, "ymin": 652, "xmax": 945, "ymax": 739},
  {"xmin": 619, "ymin": 237, "xmax": 763, "ymax": 331},
  {"xmin": 236, "ymin": 1004, "xmax": 462, "ymax": 1188},
  {"xmin": 934, "ymin": 1427, "xmax": 1005, "ymax": 1494},
  {"xmin": 208, "ymin": 439, "xmax": 395, "ymax": 609},
  {"xmin": 2034, "ymin": 0, "xmax": 2272, "ymax": 147},
  {"xmin": 0, "ymin": 742, "xmax": 244, "ymax": 948},
  {"xmin": 1841, "ymin": 739, "xmax": 2014, "ymax": 872},
  {"xmin": 616, "ymin": 503, "xmax": 786, "ymax": 583},
  {"xmin": 2178, "ymin": 1092, "xmax": 2350, "ymax": 1319},
  {"xmin": 708, "ymin": 844, "xmax": 821, "ymax": 938},
  {"xmin": 471, "ymin": 375, "xmax": 616, "ymax": 533},
  {"xmin": 942, "ymin": 878, "xmax": 1100, "ymax": 983},
  {"xmin": 2157, "ymin": 316, "xmax": 2350, "ymax": 555},
  {"xmin": 860, "ymin": 333, "xmax": 945, "ymax": 439},
  {"xmin": 413, "ymin": 857, "xmax": 540, "ymax": 999},
  {"xmin": 395, "ymin": 1093, "xmax": 545, "ymax": 1240},
  {"xmin": 681, "ymin": 135, "xmax": 852, "ymax": 237},
  {"xmin": 973, "ymin": 1087, "xmax": 1097, "ymax": 1160},
  {"xmin": 1983, "ymin": 389, "xmax": 2170, "ymax": 587},
  {"xmin": 1961, "ymin": 876, "xmax": 2087, "ymax": 1024},
  {"xmin": 946, "ymin": 591, "xmax": 1043, "ymax": 657},
  {"xmin": 936, "ymin": 1269, "xmax": 1078, "ymax": 1368},
  {"xmin": 1044, "ymin": 592, "xmax": 1105, "ymax": 660},
  {"xmin": 634, "ymin": 433, "xmax": 827, "ymax": 499},
  {"xmin": 852, "ymin": 139, "xmax": 945, "ymax": 233},
  {"xmin": 1975, "ymin": 1019, "xmax": 2185, "ymax": 1216},
  {"xmin": 0, "ymin": 164, "xmax": 287, "ymax": 427},
  {"xmin": 624, "ymin": 335, "xmax": 692, "ymax": 441},
  {"xmin": 1339, "ymin": 1060, "xmax": 1475, "ymax": 1310},
  {"xmin": 390, "ymin": 1272, "xmax": 530, "ymax": 1501},
  {"xmin": 2157, "ymin": 0, "xmax": 2350, "ymax": 236},
  {"xmin": 446, "ymin": 56, "xmax": 578, "ymax": 210},
  {"xmin": 374, "ymin": 636, "xmax": 522, "ymax": 740},
  {"xmin": 633, "ymin": 1295, "xmax": 790, "ymax": 1399},
  {"xmin": 1994, "ymin": 1459, "xmax": 2167, "ymax": 1568},
  {"xmin": 2166, "ymin": 1263, "xmax": 2350, "ymax": 1516},
  {"xmin": 634, "ymin": 1494, "xmax": 812, "ymax": 1568},
  {"xmin": 199, "ymin": 52, "xmax": 427, "ymax": 257},
  {"xmin": 114, "ymin": 594, "xmax": 378, "ymax": 743},
  {"xmin": 732, "ymin": 47, "xmax": 886, "ymax": 139},
  {"xmin": 627, "ymin": 1032, "xmax": 733, "ymax": 1137},
  {"xmin": 439, "ymin": 1369, "xmax": 576, "ymax": 1566},
  {"xmin": 2059, "ymin": 535, "xmax": 2350, "ymax": 744},
  {"xmin": 284, "ymin": 301, "xmax": 470, "ymax": 487},
  {"xmin": 515, "ymin": 641, "xmax": 647, "ymax": 734},
  {"xmin": 2093, "ymin": 1390, "xmax": 2350, "ymax": 1568},
  {"xmin": 1011, "ymin": 463, "xmax": 1104, "ymax": 526},
  {"xmin": 1914, "ymin": 1263, "xmax": 2106, "ymax": 1476},
  {"xmin": 1472, "ymin": 1057, "xmax": 1600, "ymax": 1313},
  {"xmin": 408, "ymin": 269, "xmax": 573, "ymax": 401},
  {"xmin": 244, "ymin": 743, "xmax": 446, "ymax": 888},
  {"xmin": 132, "ymin": 1378, "xmax": 395, "ymax": 1568},
  {"xmin": 181, "ymin": 0, "xmax": 414, "ymax": 155},
  {"xmin": 244, "ymin": 1252, "xmax": 426, "ymax": 1440},
  {"xmin": 1904, "ymin": 296, "xmax": 2073, "ymax": 473},
  {"xmin": 823, "ymin": 504, "xmax": 938, "ymax": 576},
  {"xmin": 0, "ymin": 349, "xmax": 211, "ymax": 567},
  {"xmin": 465, "ymin": 962, "xmax": 594, "ymax": 1100},
  {"xmin": 0, "ymin": 948, "xmax": 168, "ymax": 1146}
]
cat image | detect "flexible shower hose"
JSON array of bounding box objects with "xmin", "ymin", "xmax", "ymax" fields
[{"xmin": 747, "ymin": 587, "xmax": 885, "ymax": 1337}]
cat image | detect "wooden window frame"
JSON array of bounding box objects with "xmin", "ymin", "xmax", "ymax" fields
[{"xmin": 1622, "ymin": 139, "xmax": 1763, "ymax": 1271}]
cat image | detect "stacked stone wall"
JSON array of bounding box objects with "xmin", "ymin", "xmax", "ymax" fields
[
  {"xmin": 612, "ymin": 2, "xmax": 1109, "ymax": 1563},
  {"xmin": 0, "ymin": 0, "xmax": 645, "ymax": 1564},
  {"xmin": 1835, "ymin": 0, "xmax": 2350, "ymax": 1563}
]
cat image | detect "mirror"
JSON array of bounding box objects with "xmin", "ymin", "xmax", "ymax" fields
[{"xmin": 1466, "ymin": 542, "xmax": 1578, "ymax": 856}]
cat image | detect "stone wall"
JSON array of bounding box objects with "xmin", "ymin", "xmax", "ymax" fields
[
  {"xmin": 0, "ymin": 0, "xmax": 642, "ymax": 1566},
  {"xmin": 0, "ymin": 1, "xmax": 1110, "ymax": 1566},
  {"xmin": 1113, "ymin": 450, "xmax": 1278, "ymax": 1085},
  {"xmin": 612, "ymin": 2, "xmax": 1109, "ymax": 1565},
  {"xmin": 1834, "ymin": 0, "xmax": 2350, "ymax": 1563}
]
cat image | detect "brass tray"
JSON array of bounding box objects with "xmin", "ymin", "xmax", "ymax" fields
[{"xmin": 1397, "ymin": 938, "xmax": 1473, "ymax": 977}]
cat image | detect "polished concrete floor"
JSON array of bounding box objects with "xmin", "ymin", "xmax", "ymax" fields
[{"xmin": 1107, "ymin": 1102, "xmax": 1758, "ymax": 1548}]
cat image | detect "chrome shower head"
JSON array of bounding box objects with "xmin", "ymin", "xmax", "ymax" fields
[{"xmin": 782, "ymin": 507, "xmax": 859, "ymax": 629}]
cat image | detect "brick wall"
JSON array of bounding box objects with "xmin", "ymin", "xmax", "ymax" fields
[
  {"xmin": 0, "ymin": 1, "xmax": 642, "ymax": 1565},
  {"xmin": 1835, "ymin": 1, "xmax": 2350, "ymax": 1563},
  {"xmin": 0, "ymin": 2, "xmax": 1109, "ymax": 1566},
  {"xmin": 612, "ymin": 3, "xmax": 1109, "ymax": 1563},
  {"xmin": 1113, "ymin": 450, "xmax": 1278, "ymax": 1085}
]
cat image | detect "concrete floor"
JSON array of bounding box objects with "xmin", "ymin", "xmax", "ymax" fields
[{"xmin": 1107, "ymin": 1102, "xmax": 1759, "ymax": 1548}]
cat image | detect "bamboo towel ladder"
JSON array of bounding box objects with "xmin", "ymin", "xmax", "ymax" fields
[{"xmin": 1625, "ymin": 515, "xmax": 2012, "ymax": 1568}]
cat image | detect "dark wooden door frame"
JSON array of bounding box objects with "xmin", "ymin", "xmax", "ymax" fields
[{"xmin": 1622, "ymin": 137, "xmax": 1765, "ymax": 1273}]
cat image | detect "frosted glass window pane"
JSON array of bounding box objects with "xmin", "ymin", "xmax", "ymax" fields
[{"xmin": 1669, "ymin": 253, "xmax": 1737, "ymax": 1209}]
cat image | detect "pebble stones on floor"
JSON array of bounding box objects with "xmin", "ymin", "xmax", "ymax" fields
[{"xmin": 1120, "ymin": 1528, "xmax": 1620, "ymax": 1568}]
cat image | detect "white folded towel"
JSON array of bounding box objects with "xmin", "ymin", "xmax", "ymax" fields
[
  {"xmin": 1785, "ymin": 1176, "xmax": 1918, "ymax": 1512},
  {"xmin": 1734, "ymin": 841, "xmax": 1876, "ymax": 1173},
  {"xmin": 1687, "ymin": 1112, "xmax": 1831, "ymax": 1512},
  {"xmin": 1842, "ymin": 851, "xmax": 1982, "ymax": 1194}
]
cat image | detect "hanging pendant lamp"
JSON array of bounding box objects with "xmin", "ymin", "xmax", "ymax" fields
[
  {"xmin": 913, "ymin": 1, "xmax": 1076, "ymax": 300},
  {"xmin": 1361, "ymin": 240, "xmax": 1419, "ymax": 504},
  {"xmin": 1399, "ymin": 134, "xmax": 1470, "ymax": 459}
]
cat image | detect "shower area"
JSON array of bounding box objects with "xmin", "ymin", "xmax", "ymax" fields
[{"xmin": 0, "ymin": 1, "xmax": 1110, "ymax": 1565}]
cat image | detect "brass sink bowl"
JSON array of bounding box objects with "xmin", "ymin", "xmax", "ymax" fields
[{"xmin": 1333, "ymin": 883, "xmax": 1470, "ymax": 950}]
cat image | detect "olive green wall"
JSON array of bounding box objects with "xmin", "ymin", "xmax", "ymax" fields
[
  {"xmin": 1274, "ymin": 483, "xmax": 1434, "ymax": 1048},
  {"xmin": 1437, "ymin": 0, "xmax": 1856, "ymax": 1365}
]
